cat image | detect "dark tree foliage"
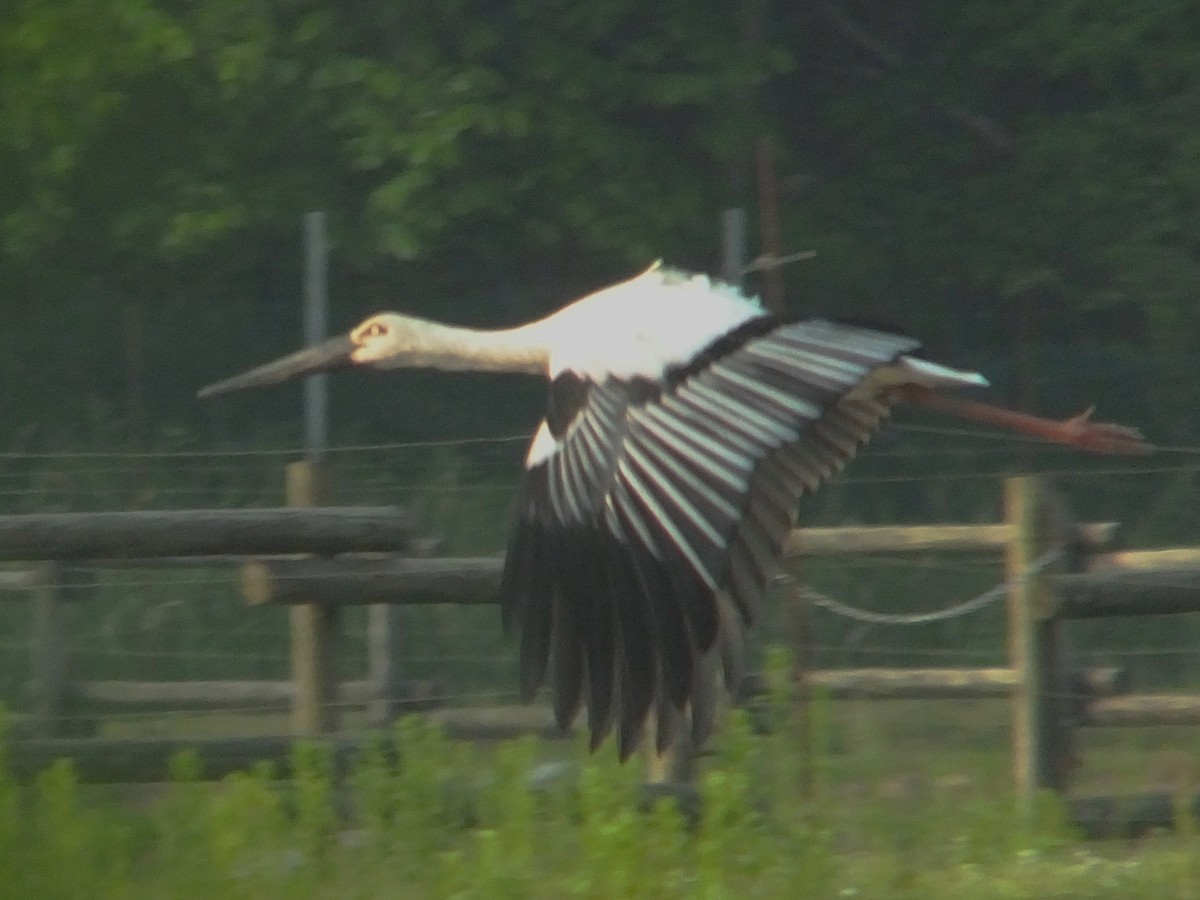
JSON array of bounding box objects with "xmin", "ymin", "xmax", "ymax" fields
[{"xmin": 0, "ymin": 0, "xmax": 1196, "ymax": 441}]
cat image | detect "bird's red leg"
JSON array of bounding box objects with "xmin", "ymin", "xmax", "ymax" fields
[{"xmin": 892, "ymin": 385, "xmax": 1151, "ymax": 455}]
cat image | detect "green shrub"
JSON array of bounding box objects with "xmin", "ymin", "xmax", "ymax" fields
[{"xmin": 0, "ymin": 713, "xmax": 1196, "ymax": 899}]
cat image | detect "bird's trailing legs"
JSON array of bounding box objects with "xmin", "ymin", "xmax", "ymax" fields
[{"xmin": 893, "ymin": 385, "xmax": 1151, "ymax": 455}]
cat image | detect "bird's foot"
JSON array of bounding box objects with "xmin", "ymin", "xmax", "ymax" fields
[{"xmin": 1060, "ymin": 407, "xmax": 1152, "ymax": 455}]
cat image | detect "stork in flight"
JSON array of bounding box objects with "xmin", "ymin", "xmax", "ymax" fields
[{"xmin": 199, "ymin": 263, "xmax": 1148, "ymax": 760}]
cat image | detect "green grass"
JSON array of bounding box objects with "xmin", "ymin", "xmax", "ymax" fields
[
  {"xmin": 3, "ymin": 706, "xmax": 1200, "ymax": 900},
  {"xmin": 2, "ymin": 434, "xmax": 1199, "ymax": 897}
]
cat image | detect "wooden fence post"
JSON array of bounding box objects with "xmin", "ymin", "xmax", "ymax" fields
[
  {"xmin": 643, "ymin": 708, "xmax": 695, "ymax": 784},
  {"xmin": 367, "ymin": 605, "xmax": 404, "ymax": 726},
  {"xmin": 644, "ymin": 654, "xmax": 705, "ymax": 815},
  {"xmin": 365, "ymin": 526, "xmax": 430, "ymax": 726},
  {"xmin": 788, "ymin": 581, "xmax": 815, "ymax": 799},
  {"xmin": 1005, "ymin": 475, "xmax": 1069, "ymax": 812},
  {"xmin": 30, "ymin": 562, "xmax": 69, "ymax": 737},
  {"xmin": 642, "ymin": 701, "xmax": 699, "ymax": 822},
  {"xmin": 286, "ymin": 461, "xmax": 337, "ymax": 735}
]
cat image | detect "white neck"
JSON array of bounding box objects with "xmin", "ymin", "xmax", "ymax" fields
[{"xmin": 377, "ymin": 317, "xmax": 551, "ymax": 376}]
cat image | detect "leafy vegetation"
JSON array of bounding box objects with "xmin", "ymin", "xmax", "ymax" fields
[
  {"xmin": 1, "ymin": 0, "xmax": 1198, "ymax": 447},
  {"xmin": 2, "ymin": 708, "xmax": 1200, "ymax": 899}
]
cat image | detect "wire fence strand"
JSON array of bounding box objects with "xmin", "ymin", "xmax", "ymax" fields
[{"xmin": 787, "ymin": 549, "xmax": 1062, "ymax": 626}]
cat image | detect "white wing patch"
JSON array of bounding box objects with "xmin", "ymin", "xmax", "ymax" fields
[
  {"xmin": 892, "ymin": 355, "xmax": 990, "ymax": 389},
  {"xmin": 525, "ymin": 421, "xmax": 557, "ymax": 467}
]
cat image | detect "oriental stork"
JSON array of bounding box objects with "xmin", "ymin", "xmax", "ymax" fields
[{"xmin": 199, "ymin": 263, "xmax": 1148, "ymax": 759}]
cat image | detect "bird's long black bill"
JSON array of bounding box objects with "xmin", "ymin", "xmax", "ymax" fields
[{"xmin": 197, "ymin": 334, "xmax": 356, "ymax": 399}]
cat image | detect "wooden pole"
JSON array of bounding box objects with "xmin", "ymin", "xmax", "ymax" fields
[
  {"xmin": 1004, "ymin": 476, "xmax": 1068, "ymax": 812},
  {"xmin": 1006, "ymin": 475, "xmax": 1037, "ymax": 808},
  {"xmin": 286, "ymin": 461, "xmax": 337, "ymax": 735},
  {"xmin": 367, "ymin": 604, "xmax": 404, "ymax": 727},
  {"xmin": 644, "ymin": 657, "xmax": 709, "ymax": 800},
  {"xmin": 30, "ymin": 562, "xmax": 69, "ymax": 738},
  {"xmin": 788, "ymin": 580, "xmax": 814, "ymax": 799},
  {"xmin": 643, "ymin": 704, "xmax": 696, "ymax": 791}
]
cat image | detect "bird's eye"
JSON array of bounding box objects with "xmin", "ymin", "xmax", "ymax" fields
[{"xmin": 364, "ymin": 322, "xmax": 387, "ymax": 338}]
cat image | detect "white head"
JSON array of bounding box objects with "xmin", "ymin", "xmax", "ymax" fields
[
  {"xmin": 348, "ymin": 312, "xmax": 464, "ymax": 368},
  {"xmin": 346, "ymin": 311, "xmax": 546, "ymax": 373},
  {"xmin": 199, "ymin": 307, "xmax": 545, "ymax": 398}
]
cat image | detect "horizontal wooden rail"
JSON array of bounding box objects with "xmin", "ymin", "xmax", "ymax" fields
[
  {"xmin": 783, "ymin": 521, "xmax": 1116, "ymax": 557},
  {"xmin": 240, "ymin": 522, "xmax": 1120, "ymax": 608},
  {"xmin": 1069, "ymin": 791, "xmax": 1200, "ymax": 840},
  {"xmin": 794, "ymin": 665, "xmax": 1126, "ymax": 700},
  {"xmin": 0, "ymin": 517, "xmax": 1118, "ymax": 569},
  {"xmin": 1090, "ymin": 547, "xmax": 1200, "ymax": 570},
  {"xmin": 805, "ymin": 666, "xmax": 1019, "ymax": 698},
  {"xmin": 0, "ymin": 569, "xmax": 38, "ymax": 591},
  {"xmin": 0, "ymin": 507, "xmax": 415, "ymax": 561},
  {"xmin": 65, "ymin": 666, "xmax": 1127, "ymax": 717},
  {"xmin": 71, "ymin": 678, "xmax": 441, "ymax": 713},
  {"xmin": 1084, "ymin": 693, "xmax": 1200, "ymax": 727},
  {"xmin": 83, "ymin": 679, "xmax": 297, "ymax": 709},
  {"xmin": 242, "ymin": 556, "xmax": 504, "ymax": 606},
  {"xmin": 1052, "ymin": 568, "xmax": 1200, "ymax": 618}
]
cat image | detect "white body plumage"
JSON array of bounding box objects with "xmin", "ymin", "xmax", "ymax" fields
[{"xmin": 540, "ymin": 263, "xmax": 765, "ymax": 381}]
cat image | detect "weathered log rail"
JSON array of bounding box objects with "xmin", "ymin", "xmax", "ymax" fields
[
  {"xmin": 3, "ymin": 465, "xmax": 1200, "ymax": 839},
  {"xmin": 1085, "ymin": 694, "xmax": 1200, "ymax": 727},
  {"xmin": 242, "ymin": 555, "xmax": 503, "ymax": 606},
  {"xmin": 0, "ymin": 507, "xmax": 415, "ymax": 560},
  {"xmin": 48, "ymin": 665, "xmax": 1128, "ymax": 716},
  {"xmin": 1052, "ymin": 567, "xmax": 1200, "ymax": 618}
]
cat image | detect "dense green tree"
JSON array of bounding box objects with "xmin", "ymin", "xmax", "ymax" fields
[
  {"xmin": 0, "ymin": 0, "xmax": 784, "ymax": 433},
  {"xmin": 1, "ymin": 0, "xmax": 1197, "ymax": 440},
  {"xmin": 0, "ymin": 0, "xmax": 779, "ymax": 279},
  {"xmin": 771, "ymin": 2, "xmax": 1200, "ymax": 352}
]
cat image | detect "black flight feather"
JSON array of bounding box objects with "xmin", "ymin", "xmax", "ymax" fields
[{"xmin": 498, "ymin": 315, "xmax": 923, "ymax": 760}]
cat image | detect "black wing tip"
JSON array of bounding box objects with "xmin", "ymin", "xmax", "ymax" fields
[
  {"xmin": 553, "ymin": 686, "xmax": 583, "ymax": 732},
  {"xmin": 588, "ymin": 727, "xmax": 607, "ymax": 754},
  {"xmin": 586, "ymin": 700, "xmax": 615, "ymax": 752},
  {"xmin": 617, "ymin": 717, "xmax": 648, "ymax": 763}
]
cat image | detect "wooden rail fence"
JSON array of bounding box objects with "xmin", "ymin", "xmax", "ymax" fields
[{"xmin": 2, "ymin": 466, "xmax": 1199, "ymax": 837}]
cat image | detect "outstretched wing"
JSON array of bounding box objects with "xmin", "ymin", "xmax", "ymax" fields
[{"xmin": 500, "ymin": 318, "xmax": 963, "ymax": 760}]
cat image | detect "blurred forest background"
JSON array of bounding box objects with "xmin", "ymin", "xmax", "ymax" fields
[
  {"xmin": 3, "ymin": 0, "xmax": 1198, "ymax": 450},
  {"xmin": 1, "ymin": 2, "xmax": 1199, "ymax": 704}
]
